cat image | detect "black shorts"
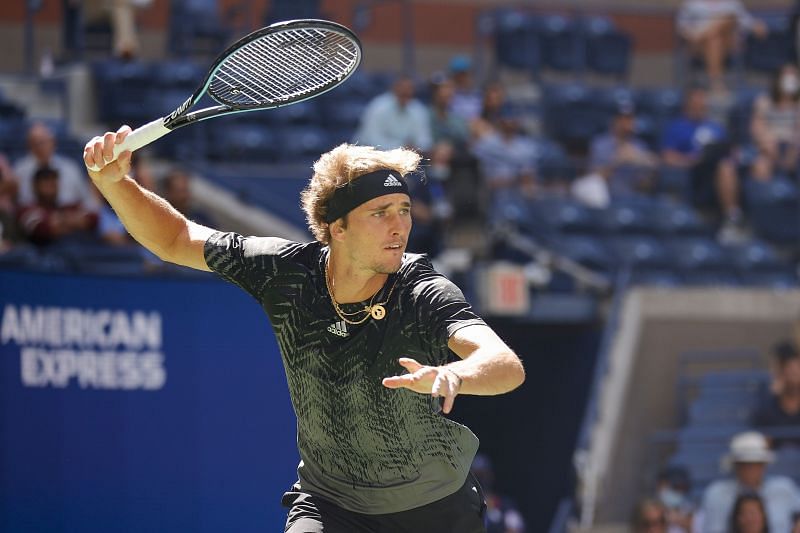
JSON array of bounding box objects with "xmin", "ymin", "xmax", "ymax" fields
[{"xmin": 282, "ymin": 473, "xmax": 487, "ymax": 533}]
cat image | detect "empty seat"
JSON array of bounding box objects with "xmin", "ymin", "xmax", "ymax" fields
[
  {"xmin": 745, "ymin": 14, "xmax": 793, "ymax": 73},
  {"xmin": 207, "ymin": 122, "xmax": 279, "ymax": 162},
  {"xmin": 540, "ymin": 14, "xmax": 582, "ymax": 73},
  {"xmin": 745, "ymin": 178, "xmax": 800, "ymax": 244},
  {"xmin": 599, "ymin": 201, "xmax": 656, "ymax": 235},
  {"xmin": 607, "ymin": 236, "xmax": 670, "ymax": 268},
  {"xmin": 493, "ymin": 10, "xmax": 542, "ymax": 73},
  {"xmin": 582, "ymin": 16, "xmax": 632, "ymax": 78}
]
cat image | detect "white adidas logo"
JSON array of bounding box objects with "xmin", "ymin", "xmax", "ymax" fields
[
  {"xmin": 384, "ymin": 175, "xmax": 402, "ymax": 187},
  {"xmin": 327, "ymin": 320, "xmax": 350, "ymax": 338}
]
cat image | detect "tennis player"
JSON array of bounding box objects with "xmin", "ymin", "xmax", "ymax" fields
[{"xmin": 84, "ymin": 126, "xmax": 525, "ymax": 533}]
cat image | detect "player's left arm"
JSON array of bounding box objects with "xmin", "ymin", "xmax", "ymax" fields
[{"xmin": 382, "ymin": 324, "xmax": 524, "ymax": 414}]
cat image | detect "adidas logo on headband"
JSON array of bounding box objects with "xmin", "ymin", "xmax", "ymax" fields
[{"xmin": 384, "ymin": 175, "xmax": 403, "ymax": 187}]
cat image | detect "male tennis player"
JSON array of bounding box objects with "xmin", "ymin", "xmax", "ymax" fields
[{"xmin": 84, "ymin": 126, "xmax": 525, "ymax": 533}]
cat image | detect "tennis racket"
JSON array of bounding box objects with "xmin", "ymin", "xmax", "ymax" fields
[{"xmin": 88, "ymin": 19, "xmax": 362, "ymax": 171}]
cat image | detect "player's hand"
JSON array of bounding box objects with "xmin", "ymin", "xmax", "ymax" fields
[
  {"xmin": 382, "ymin": 357, "xmax": 463, "ymax": 414},
  {"xmin": 83, "ymin": 125, "xmax": 132, "ymax": 184}
]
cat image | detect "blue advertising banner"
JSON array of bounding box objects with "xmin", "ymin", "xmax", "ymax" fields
[{"xmin": 0, "ymin": 270, "xmax": 298, "ymax": 532}]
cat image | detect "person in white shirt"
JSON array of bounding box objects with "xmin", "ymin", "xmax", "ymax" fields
[
  {"xmin": 353, "ymin": 76, "xmax": 433, "ymax": 152},
  {"xmin": 14, "ymin": 122, "xmax": 96, "ymax": 211},
  {"xmin": 677, "ymin": 0, "xmax": 767, "ymax": 92},
  {"xmin": 696, "ymin": 431, "xmax": 800, "ymax": 533}
]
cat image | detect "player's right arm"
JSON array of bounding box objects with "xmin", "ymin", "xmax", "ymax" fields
[{"xmin": 84, "ymin": 126, "xmax": 213, "ymax": 271}]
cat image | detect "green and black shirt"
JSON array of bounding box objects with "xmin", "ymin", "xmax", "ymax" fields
[{"xmin": 204, "ymin": 232, "xmax": 484, "ymax": 514}]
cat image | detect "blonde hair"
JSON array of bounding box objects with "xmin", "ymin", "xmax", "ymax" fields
[{"xmin": 300, "ymin": 143, "xmax": 422, "ymax": 244}]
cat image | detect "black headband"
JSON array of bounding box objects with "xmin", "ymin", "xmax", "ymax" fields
[{"xmin": 323, "ymin": 169, "xmax": 410, "ymax": 223}]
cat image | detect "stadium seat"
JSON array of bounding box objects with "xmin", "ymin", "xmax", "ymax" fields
[
  {"xmin": 207, "ymin": 122, "xmax": 279, "ymax": 162},
  {"xmin": 277, "ymin": 125, "xmax": 333, "ymax": 162},
  {"xmin": 745, "ymin": 178, "xmax": 800, "ymax": 244},
  {"xmin": 667, "ymin": 237, "xmax": 733, "ymax": 280},
  {"xmin": 542, "ymin": 83, "xmax": 609, "ymax": 147},
  {"xmin": 555, "ymin": 235, "xmax": 615, "ymax": 271},
  {"xmin": 744, "ymin": 14, "xmax": 793, "ymax": 73},
  {"xmin": 540, "ymin": 14, "xmax": 582, "ymax": 73},
  {"xmin": 582, "ymin": 16, "xmax": 632, "ymax": 78},
  {"xmin": 598, "ymin": 200, "xmax": 656, "ymax": 235},
  {"xmin": 492, "ymin": 10, "xmax": 542, "ymax": 73},
  {"xmin": 651, "ymin": 200, "xmax": 707, "ymax": 235},
  {"xmin": 168, "ymin": 0, "xmax": 234, "ymax": 57},
  {"xmin": 530, "ymin": 197, "xmax": 601, "ymax": 234},
  {"xmin": 606, "ymin": 236, "xmax": 670, "ymax": 268}
]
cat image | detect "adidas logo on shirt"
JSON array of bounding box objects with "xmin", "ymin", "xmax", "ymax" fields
[
  {"xmin": 327, "ymin": 320, "xmax": 350, "ymax": 338},
  {"xmin": 384, "ymin": 175, "xmax": 402, "ymax": 187}
]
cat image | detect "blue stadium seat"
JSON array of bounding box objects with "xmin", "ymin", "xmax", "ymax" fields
[
  {"xmin": 598, "ymin": 201, "xmax": 656, "ymax": 235},
  {"xmin": 493, "ymin": 10, "xmax": 542, "ymax": 73},
  {"xmin": 607, "ymin": 236, "xmax": 670, "ymax": 268},
  {"xmin": 207, "ymin": 122, "xmax": 279, "ymax": 162},
  {"xmin": 93, "ymin": 60, "xmax": 154, "ymax": 123},
  {"xmin": 540, "ymin": 14, "xmax": 582, "ymax": 73},
  {"xmin": 629, "ymin": 269, "xmax": 683, "ymax": 287},
  {"xmin": 667, "ymin": 237, "xmax": 730, "ymax": 272},
  {"xmin": 555, "ymin": 235, "xmax": 615, "ymax": 271},
  {"xmin": 745, "ymin": 14, "xmax": 793, "ymax": 73},
  {"xmin": 267, "ymin": 100, "xmax": 321, "ymax": 126},
  {"xmin": 168, "ymin": 0, "xmax": 233, "ymax": 57},
  {"xmin": 726, "ymin": 240, "xmax": 784, "ymax": 272},
  {"xmin": 741, "ymin": 270, "xmax": 799, "ymax": 288},
  {"xmin": 542, "ymin": 83, "xmax": 609, "ymax": 147},
  {"xmin": 532, "ymin": 138, "xmax": 573, "ymax": 182},
  {"xmin": 153, "ymin": 61, "xmax": 204, "ymax": 90},
  {"xmin": 277, "ymin": 125, "xmax": 333, "ymax": 162},
  {"xmin": 582, "ymin": 16, "xmax": 632, "ymax": 78},
  {"xmin": 688, "ymin": 397, "xmax": 754, "ymax": 427},
  {"xmin": 745, "ymin": 178, "xmax": 800, "ymax": 244},
  {"xmin": 651, "ymin": 199, "xmax": 707, "ymax": 235},
  {"xmin": 530, "ymin": 198, "xmax": 601, "ymax": 234}
]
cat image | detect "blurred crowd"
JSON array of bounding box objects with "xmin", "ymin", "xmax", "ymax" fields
[
  {"xmin": 633, "ymin": 336, "xmax": 800, "ymax": 533},
  {"xmin": 0, "ymin": 120, "xmax": 213, "ymax": 270}
]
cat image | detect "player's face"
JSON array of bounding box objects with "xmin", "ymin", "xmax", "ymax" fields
[{"xmin": 341, "ymin": 193, "xmax": 412, "ymax": 274}]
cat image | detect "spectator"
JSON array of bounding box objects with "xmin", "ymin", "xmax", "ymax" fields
[
  {"xmin": 472, "ymin": 105, "xmax": 538, "ymax": 197},
  {"xmin": 0, "ymin": 154, "xmax": 19, "ymax": 250},
  {"xmin": 162, "ymin": 168, "xmax": 215, "ymax": 227},
  {"xmin": 752, "ymin": 341, "xmax": 800, "ymax": 449},
  {"xmin": 696, "ymin": 431, "xmax": 800, "ymax": 533},
  {"xmin": 14, "ymin": 122, "xmax": 96, "ymax": 211},
  {"xmin": 661, "ymin": 86, "xmax": 746, "ymax": 244},
  {"xmin": 750, "ymin": 64, "xmax": 800, "ymax": 181},
  {"xmin": 471, "ymin": 453, "xmax": 525, "ymax": 533},
  {"xmin": 353, "ymin": 75, "xmax": 433, "ymax": 152},
  {"xmin": 472, "ymin": 82, "xmax": 508, "ymax": 139},
  {"xmin": 677, "ymin": 0, "xmax": 767, "ymax": 93},
  {"xmin": 729, "ymin": 491, "xmax": 770, "ymax": 533},
  {"xmin": 448, "ymin": 55, "xmax": 482, "ymax": 122},
  {"xmin": 633, "ymin": 498, "xmax": 669, "ymax": 533},
  {"xmin": 17, "ymin": 167, "xmax": 97, "ymax": 246},
  {"xmin": 428, "ymin": 74, "xmax": 471, "ymax": 182},
  {"xmin": 81, "ymin": 0, "xmax": 150, "ymax": 60},
  {"xmin": 573, "ymin": 101, "xmax": 658, "ymax": 208},
  {"xmin": 656, "ymin": 465, "xmax": 695, "ymax": 533}
]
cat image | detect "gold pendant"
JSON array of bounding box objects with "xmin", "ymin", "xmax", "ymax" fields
[{"xmin": 370, "ymin": 304, "xmax": 386, "ymax": 320}]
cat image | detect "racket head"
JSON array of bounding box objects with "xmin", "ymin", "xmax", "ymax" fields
[{"xmin": 203, "ymin": 19, "xmax": 362, "ymax": 111}]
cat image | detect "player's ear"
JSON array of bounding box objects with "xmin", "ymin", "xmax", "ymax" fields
[{"xmin": 329, "ymin": 219, "xmax": 346, "ymax": 241}]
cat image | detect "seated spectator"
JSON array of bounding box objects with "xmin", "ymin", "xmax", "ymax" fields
[
  {"xmin": 696, "ymin": 431, "xmax": 800, "ymax": 533},
  {"xmin": 661, "ymin": 86, "xmax": 746, "ymax": 244},
  {"xmin": 750, "ymin": 64, "xmax": 800, "ymax": 181},
  {"xmin": 572, "ymin": 101, "xmax": 658, "ymax": 208},
  {"xmin": 14, "ymin": 122, "xmax": 97, "ymax": 211},
  {"xmin": 656, "ymin": 465, "xmax": 695, "ymax": 533},
  {"xmin": 676, "ymin": 0, "xmax": 767, "ymax": 93},
  {"xmin": 472, "ymin": 82, "xmax": 508, "ymax": 139},
  {"xmin": 471, "ymin": 453, "xmax": 525, "ymax": 533},
  {"xmin": 448, "ymin": 55, "xmax": 482, "ymax": 123},
  {"xmin": 428, "ymin": 74, "xmax": 471, "ymax": 182},
  {"xmin": 729, "ymin": 491, "xmax": 770, "ymax": 533},
  {"xmin": 81, "ymin": 0, "xmax": 150, "ymax": 60},
  {"xmin": 632, "ymin": 498, "xmax": 669, "ymax": 533},
  {"xmin": 752, "ymin": 341, "xmax": 800, "ymax": 449},
  {"xmin": 472, "ymin": 105, "xmax": 538, "ymax": 197},
  {"xmin": 17, "ymin": 167, "xmax": 97, "ymax": 246},
  {"xmin": 353, "ymin": 75, "xmax": 433, "ymax": 152},
  {"xmin": 0, "ymin": 154, "xmax": 19, "ymax": 250},
  {"xmin": 162, "ymin": 168, "xmax": 215, "ymax": 227}
]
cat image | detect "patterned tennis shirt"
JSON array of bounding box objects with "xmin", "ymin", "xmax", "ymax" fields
[{"xmin": 204, "ymin": 232, "xmax": 484, "ymax": 514}]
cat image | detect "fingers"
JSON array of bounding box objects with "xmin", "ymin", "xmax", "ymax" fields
[
  {"xmin": 431, "ymin": 370, "xmax": 459, "ymax": 414},
  {"xmin": 381, "ymin": 373, "xmax": 417, "ymax": 389},
  {"xmin": 84, "ymin": 126, "xmax": 131, "ymax": 172},
  {"xmin": 397, "ymin": 357, "xmax": 423, "ymax": 372}
]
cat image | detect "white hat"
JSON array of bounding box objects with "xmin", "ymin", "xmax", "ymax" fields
[{"xmin": 723, "ymin": 432, "xmax": 775, "ymax": 468}]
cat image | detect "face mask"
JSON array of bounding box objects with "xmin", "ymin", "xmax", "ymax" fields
[
  {"xmin": 658, "ymin": 488, "xmax": 686, "ymax": 509},
  {"xmin": 781, "ymin": 75, "xmax": 800, "ymax": 95}
]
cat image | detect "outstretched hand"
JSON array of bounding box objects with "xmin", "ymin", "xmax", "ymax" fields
[{"xmin": 382, "ymin": 358, "xmax": 462, "ymax": 414}]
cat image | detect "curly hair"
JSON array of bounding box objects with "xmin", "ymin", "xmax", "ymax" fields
[{"xmin": 300, "ymin": 143, "xmax": 421, "ymax": 244}]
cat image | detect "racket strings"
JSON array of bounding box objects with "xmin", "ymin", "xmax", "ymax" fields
[{"xmin": 210, "ymin": 28, "xmax": 359, "ymax": 107}]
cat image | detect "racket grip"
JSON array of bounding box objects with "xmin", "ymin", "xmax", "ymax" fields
[{"xmin": 87, "ymin": 118, "xmax": 171, "ymax": 171}]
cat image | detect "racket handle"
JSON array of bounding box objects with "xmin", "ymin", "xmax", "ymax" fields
[{"xmin": 87, "ymin": 118, "xmax": 171, "ymax": 171}]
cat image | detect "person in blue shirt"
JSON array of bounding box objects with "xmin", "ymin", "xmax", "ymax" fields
[{"xmin": 661, "ymin": 86, "xmax": 747, "ymax": 244}]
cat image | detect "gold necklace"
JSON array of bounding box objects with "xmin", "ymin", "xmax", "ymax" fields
[{"xmin": 325, "ymin": 256, "xmax": 400, "ymax": 325}]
